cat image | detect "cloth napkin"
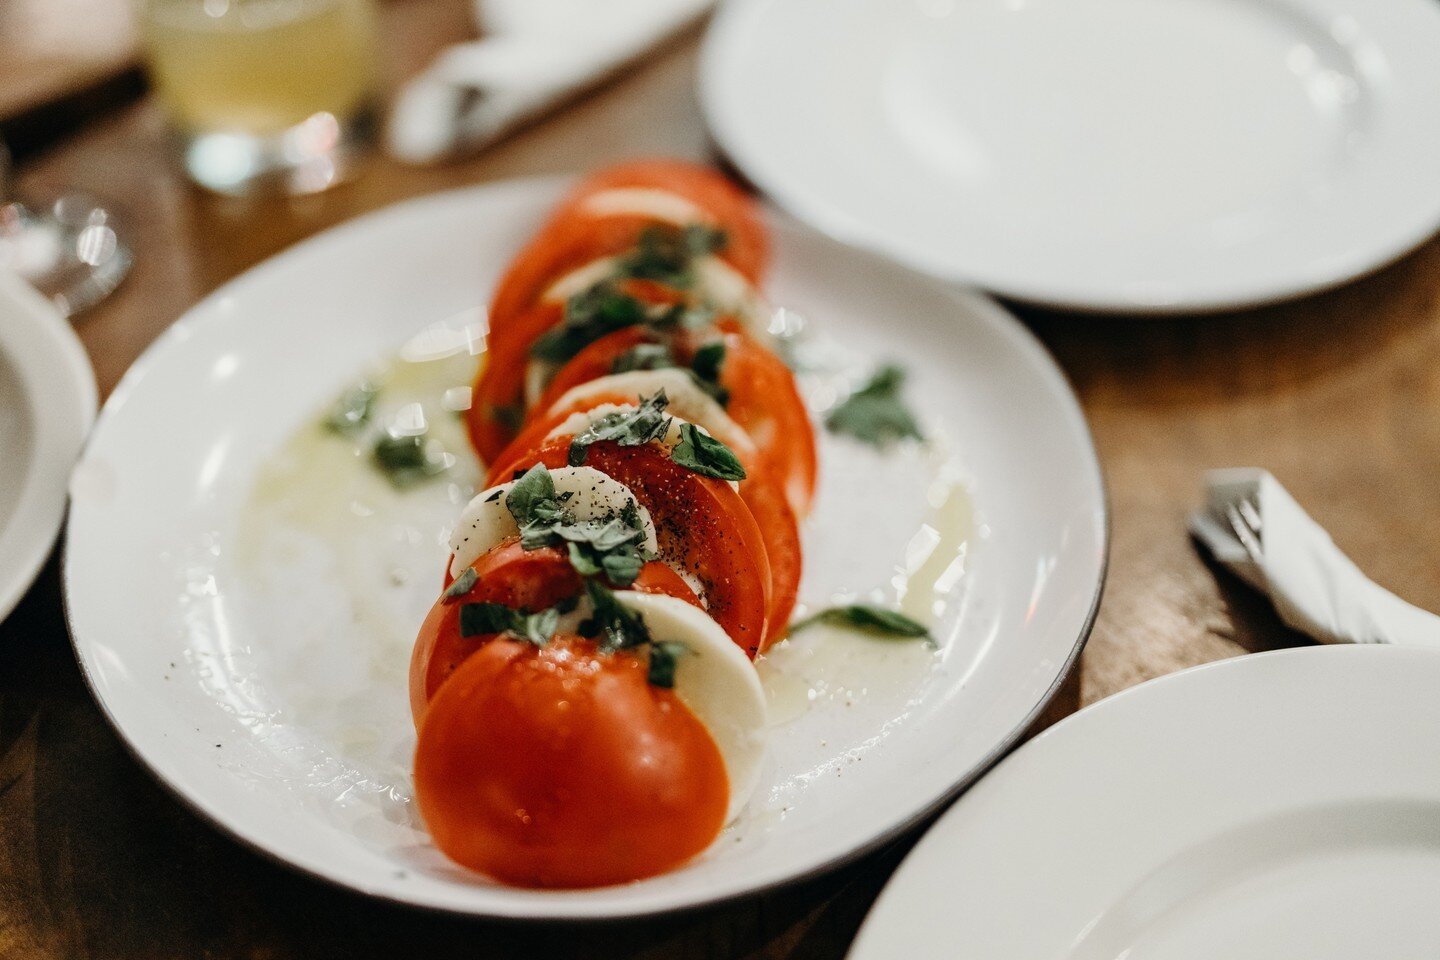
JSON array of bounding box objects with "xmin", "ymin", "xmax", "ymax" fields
[
  {"xmin": 1189, "ymin": 468, "xmax": 1440, "ymax": 647},
  {"xmin": 388, "ymin": 0, "xmax": 714, "ymax": 164}
]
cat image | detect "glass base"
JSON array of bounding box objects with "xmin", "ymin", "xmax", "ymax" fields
[{"xmin": 178, "ymin": 103, "xmax": 377, "ymax": 197}]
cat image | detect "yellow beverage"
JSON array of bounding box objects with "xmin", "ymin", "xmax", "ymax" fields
[{"xmin": 141, "ymin": 0, "xmax": 379, "ymax": 136}]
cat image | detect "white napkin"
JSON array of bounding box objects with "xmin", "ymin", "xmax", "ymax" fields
[
  {"xmin": 1189, "ymin": 468, "xmax": 1440, "ymax": 647},
  {"xmin": 388, "ymin": 0, "xmax": 715, "ymax": 164}
]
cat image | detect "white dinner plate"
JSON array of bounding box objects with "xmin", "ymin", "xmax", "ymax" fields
[
  {"xmin": 0, "ymin": 270, "xmax": 96, "ymax": 623},
  {"xmin": 63, "ymin": 177, "xmax": 1105, "ymax": 918},
  {"xmin": 701, "ymin": 0, "xmax": 1440, "ymax": 312},
  {"xmin": 850, "ymin": 645, "xmax": 1440, "ymax": 960}
]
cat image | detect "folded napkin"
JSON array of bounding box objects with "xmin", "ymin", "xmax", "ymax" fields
[
  {"xmin": 388, "ymin": 0, "xmax": 714, "ymax": 164},
  {"xmin": 1189, "ymin": 468, "xmax": 1440, "ymax": 647}
]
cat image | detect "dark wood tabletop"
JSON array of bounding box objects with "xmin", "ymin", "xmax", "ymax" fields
[{"xmin": 4, "ymin": 1, "xmax": 1440, "ymax": 956}]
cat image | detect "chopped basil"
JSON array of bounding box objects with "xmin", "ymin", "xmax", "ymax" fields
[
  {"xmin": 566, "ymin": 541, "xmax": 602, "ymax": 576},
  {"xmin": 647, "ymin": 641, "xmax": 688, "ymax": 689},
  {"xmin": 504, "ymin": 464, "xmax": 561, "ymax": 526},
  {"xmin": 567, "ymin": 390, "xmax": 672, "ymax": 466},
  {"xmin": 529, "ymin": 225, "xmax": 731, "ymax": 367},
  {"xmin": 578, "ymin": 579, "xmax": 653, "ymax": 653},
  {"xmin": 687, "ymin": 340, "xmax": 730, "ymax": 407},
  {"xmin": 441, "ymin": 567, "xmax": 478, "ymax": 603},
  {"xmin": 789, "ymin": 604, "xmax": 932, "ymax": 641},
  {"xmin": 690, "ymin": 341, "xmax": 725, "ymax": 383},
  {"xmin": 610, "ymin": 340, "xmax": 728, "ymax": 406},
  {"xmin": 824, "ymin": 364, "xmax": 924, "ymax": 447},
  {"xmin": 457, "ymin": 601, "xmax": 560, "ymax": 647},
  {"xmin": 503, "ymin": 464, "xmax": 650, "ymax": 586},
  {"xmin": 671, "ymin": 423, "xmax": 747, "ymax": 481},
  {"xmin": 323, "ymin": 381, "xmax": 379, "ymax": 435},
  {"xmin": 622, "ymin": 225, "xmax": 728, "ymax": 288},
  {"xmin": 612, "ymin": 342, "xmax": 676, "ymax": 374},
  {"xmin": 530, "ymin": 286, "xmax": 648, "ymax": 364},
  {"xmin": 371, "ymin": 433, "xmax": 450, "ymax": 488}
]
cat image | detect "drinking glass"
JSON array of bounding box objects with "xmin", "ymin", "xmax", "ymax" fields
[
  {"xmin": 136, "ymin": 0, "xmax": 381, "ymax": 196},
  {"xmin": 0, "ymin": 139, "xmax": 132, "ymax": 316}
]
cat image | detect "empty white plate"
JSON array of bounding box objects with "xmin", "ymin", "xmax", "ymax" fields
[
  {"xmin": 0, "ymin": 270, "xmax": 96, "ymax": 624},
  {"xmin": 849, "ymin": 645, "xmax": 1440, "ymax": 959},
  {"xmin": 63, "ymin": 177, "xmax": 1105, "ymax": 917},
  {"xmin": 701, "ymin": 0, "xmax": 1440, "ymax": 312}
]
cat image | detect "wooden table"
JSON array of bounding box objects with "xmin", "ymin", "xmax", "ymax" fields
[{"xmin": 4, "ymin": 1, "xmax": 1440, "ymax": 956}]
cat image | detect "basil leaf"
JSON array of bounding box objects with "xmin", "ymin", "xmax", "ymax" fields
[
  {"xmin": 647, "ymin": 641, "xmax": 688, "ymax": 689},
  {"xmin": 824, "ymin": 364, "xmax": 924, "ymax": 447},
  {"xmin": 458, "ymin": 600, "xmax": 560, "ymax": 647},
  {"xmin": 567, "ymin": 390, "xmax": 672, "ymax": 466},
  {"xmin": 458, "ymin": 601, "xmax": 521, "ymax": 639},
  {"xmin": 441, "ymin": 567, "xmax": 477, "ymax": 603},
  {"xmin": 789, "ymin": 604, "xmax": 932, "ymax": 640},
  {"xmin": 612, "ymin": 343, "xmax": 676, "ymax": 374},
  {"xmin": 323, "ymin": 381, "xmax": 378, "ymax": 435},
  {"xmin": 504, "ymin": 464, "xmax": 557, "ymax": 527},
  {"xmin": 600, "ymin": 548, "xmax": 645, "ymax": 587},
  {"xmin": 685, "ymin": 223, "xmax": 729, "ymax": 257},
  {"xmin": 579, "ymin": 580, "xmax": 652, "ymax": 652},
  {"xmin": 670, "ymin": 423, "xmax": 747, "ymax": 481},
  {"xmin": 567, "ymin": 542, "xmax": 603, "ymax": 576},
  {"xmin": 688, "ymin": 340, "xmax": 730, "ymax": 407},
  {"xmin": 522, "ymin": 608, "xmax": 560, "ymax": 647},
  {"xmin": 530, "ymin": 286, "xmax": 647, "ymax": 364},
  {"xmin": 690, "ymin": 341, "xmax": 725, "ymax": 382},
  {"xmin": 371, "ymin": 433, "xmax": 449, "ymax": 489}
]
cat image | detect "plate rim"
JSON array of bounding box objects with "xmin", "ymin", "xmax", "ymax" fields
[
  {"xmin": 699, "ymin": 0, "xmax": 1440, "ymax": 314},
  {"xmin": 0, "ymin": 270, "xmax": 96, "ymax": 624},
  {"xmin": 61, "ymin": 176, "xmax": 1109, "ymax": 919},
  {"xmin": 846, "ymin": 643, "xmax": 1440, "ymax": 958}
]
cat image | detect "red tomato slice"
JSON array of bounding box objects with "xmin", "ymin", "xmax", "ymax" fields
[
  {"xmin": 469, "ymin": 280, "xmax": 686, "ymax": 464},
  {"xmin": 707, "ymin": 323, "xmax": 817, "ymax": 517},
  {"xmin": 487, "ymin": 160, "xmax": 769, "ymax": 331},
  {"xmin": 531, "ymin": 326, "xmax": 658, "ymax": 414},
  {"xmin": 409, "ymin": 541, "xmax": 699, "ymax": 725},
  {"xmin": 740, "ymin": 466, "xmax": 802, "ymax": 651},
  {"xmin": 414, "ymin": 634, "xmax": 728, "ymax": 888},
  {"xmin": 489, "ymin": 439, "xmax": 772, "ymax": 657}
]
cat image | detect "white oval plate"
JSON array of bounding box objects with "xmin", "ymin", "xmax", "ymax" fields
[
  {"xmin": 63, "ymin": 177, "xmax": 1105, "ymax": 918},
  {"xmin": 0, "ymin": 269, "xmax": 96, "ymax": 624},
  {"xmin": 850, "ymin": 645, "xmax": 1440, "ymax": 959},
  {"xmin": 701, "ymin": 0, "xmax": 1440, "ymax": 312}
]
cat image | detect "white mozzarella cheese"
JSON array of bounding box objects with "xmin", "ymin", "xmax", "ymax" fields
[
  {"xmin": 613, "ymin": 592, "xmax": 768, "ymax": 823},
  {"xmin": 447, "ymin": 466, "xmax": 658, "ymax": 578}
]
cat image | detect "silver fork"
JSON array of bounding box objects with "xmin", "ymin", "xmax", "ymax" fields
[{"xmin": 1224, "ymin": 495, "xmax": 1264, "ymax": 564}]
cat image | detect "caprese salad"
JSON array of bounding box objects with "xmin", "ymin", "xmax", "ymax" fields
[{"xmin": 408, "ymin": 161, "xmax": 813, "ymax": 888}]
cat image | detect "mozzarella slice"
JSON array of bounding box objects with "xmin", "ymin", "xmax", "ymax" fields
[
  {"xmin": 542, "ymin": 256, "xmax": 618, "ymax": 304},
  {"xmin": 447, "ymin": 466, "xmax": 658, "ymax": 578},
  {"xmin": 613, "ymin": 592, "xmax": 768, "ymax": 823},
  {"xmin": 547, "ymin": 370, "xmax": 758, "ymax": 462},
  {"xmin": 577, "ymin": 188, "xmax": 710, "ymax": 226}
]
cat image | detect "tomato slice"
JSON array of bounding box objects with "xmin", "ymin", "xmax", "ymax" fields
[
  {"xmin": 409, "ymin": 541, "xmax": 699, "ymax": 725},
  {"xmin": 488, "ymin": 160, "xmax": 769, "ymax": 331},
  {"xmin": 707, "ymin": 323, "xmax": 817, "ymax": 517},
  {"xmin": 557, "ymin": 159, "xmax": 769, "ymax": 283},
  {"xmin": 489, "ymin": 439, "xmax": 772, "ymax": 657},
  {"xmin": 739, "ymin": 466, "xmax": 802, "ymax": 652},
  {"xmin": 470, "ymin": 280, "xmax": 686, "ymax": 464},
  {"xmin": 531, "ymin": 326, "xmax": 658, "ymax": 414},
  {"xmin": 414, "ymin": 634, "xmax": 728, "ymax": 888}
]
